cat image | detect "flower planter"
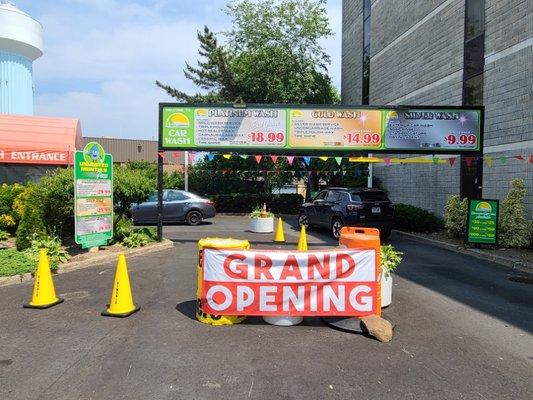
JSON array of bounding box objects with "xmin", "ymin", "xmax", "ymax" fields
[
  {"xmin": 381, "ymin": 270, "xmax": 392, "ymax": 308},
  {"xmin": 250, "ymin": 217, "xmax": 274, "ymax": 233}
]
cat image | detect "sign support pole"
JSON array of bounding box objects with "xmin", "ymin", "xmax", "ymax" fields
[
  {"xmin": 157, "ymin": 152, "xmax": 164, "ymax": 242},
  {"xmin": 367, "ymin": 153, "xmax": 373, "ymax": 188}
]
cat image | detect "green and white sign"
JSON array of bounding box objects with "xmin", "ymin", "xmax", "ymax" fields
[
  {"xmin": 74, "ymin": 142, "xmax": 113, "ymax": 248},
  {"xmin": 160, "ymin": 104, "xmax": 482, "ymax": 154},
  {"xmin": 467, "ymin": 199, "xmax": 499, "ymax": 245}
]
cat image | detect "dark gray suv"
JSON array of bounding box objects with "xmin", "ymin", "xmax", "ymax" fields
[{"xmin": 298, "ymin": 187, "xmax": 394, "ymax": 239}]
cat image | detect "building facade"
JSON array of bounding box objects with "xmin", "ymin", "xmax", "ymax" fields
[{"xmin": 342, "ymin": 0, "xmax": 532, "ymax": 218}]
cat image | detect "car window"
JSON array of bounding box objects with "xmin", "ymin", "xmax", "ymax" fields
[
  {"xmin": 167, "ymin": 191, "xmax": 188, "ymax": 201},
  {"xmin": 359, "ymin": 191, "xmax": 389, "ymax": 202},
  {"xmin": 326, "ymin": 191, "xmax": 340, "ymax": 202},
  {"xmin": 147, "ymin": 193, "xmax": 157, "ymax": 202},
  {"xmin": 349, "ymin": 193, "xmax": 362, "ymax": 202},
  {"xmin": 313, "ymin": 191, "xmax": 327, "ymax": 201}
]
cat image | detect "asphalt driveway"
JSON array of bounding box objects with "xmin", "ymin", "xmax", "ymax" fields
[{"xmin": 1, "ymin": 216, "xmax": 532, "ymax": 399}]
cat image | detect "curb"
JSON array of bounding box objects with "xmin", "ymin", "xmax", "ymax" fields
[
  {"xmin": 0, "ymin": 239, "xmax": 174, "ymax": 288},
  {"xmin": 394, "ymin": 230, "xmax": 532, "ymax": 274}
]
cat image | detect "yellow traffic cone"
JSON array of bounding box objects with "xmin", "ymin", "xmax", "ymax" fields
[
  {"xmin": 297, "ymin": 225, "xmax": 308, "ymax": 251},
  {"xmin": 101, "ymin": 253, "xmax": 140, "ymax": 318},
  {"xmin": 23, "ymin": 249, "xmax": 64, "ymax": 309},
  {"xmin": 274, "ymin": 217, "xmax": 285, "ymax": 243}
]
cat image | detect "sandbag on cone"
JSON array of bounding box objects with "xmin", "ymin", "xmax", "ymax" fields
[
  {"xmin": 23, "ymin": 249, "xmax": 64, "ymax": 309},
  {"xmin": 102, "ymin": 253, "xmax": 140, "ymax": 318},
  {"xmin": 297, "ymin": 225, "xmax": 308, "ymax": 251},
  {"xmin": 273, "ymin": 217, "xmax": 285, "ymax": 243}
]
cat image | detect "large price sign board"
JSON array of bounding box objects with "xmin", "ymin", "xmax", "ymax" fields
[
  {"xmin": 201, "ymin": 248, "xmax": 380, "ymax": 316},
  {"xmin": 74, "ymin": 142, "xmax": 113, "ymax": 248},
  {"xmin": 159, "ymin": 104, "xmax": 483, "ymax": 154},
  {"xmin": 467, "ymin": 199, "xmax": 499, "ymax": 245}
]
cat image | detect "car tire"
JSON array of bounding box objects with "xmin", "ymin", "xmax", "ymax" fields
[
  {"xmin": 331, "ymin": 218, "xmax": 343, "ymax": 240},
  {"xmin": 298, "ymin": 213, "xmax": 310, "ymax": 229},
  {"xmin": 186, "ymin": 210, "xmax": 203, "ymax": 226}
]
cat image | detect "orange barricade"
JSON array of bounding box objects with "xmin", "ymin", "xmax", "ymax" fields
[{"xmin": 339, "ymin": 227, "xmax": 382, "ymax": 315}]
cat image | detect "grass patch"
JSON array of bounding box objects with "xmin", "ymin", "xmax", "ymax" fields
[{"xmin": 0, "ymin": 249, "xmax": 36, "ymax": 277}]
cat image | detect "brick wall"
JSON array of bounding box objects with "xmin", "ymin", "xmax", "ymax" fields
[{"xmin": 341, "ymin": 0, "xmax": 363, "ymax": 103}]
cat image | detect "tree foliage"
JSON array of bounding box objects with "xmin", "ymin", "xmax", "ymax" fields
[
  {"xmin": 156, "ymin": 0, "xmax": 338, "ymax": 104},
  {"xmin": 499, "ymin": 178, "xmax": 530, "ymax": 248}
]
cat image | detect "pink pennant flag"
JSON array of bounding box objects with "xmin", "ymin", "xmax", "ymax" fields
[
  {"xmin": 514, "ymin": 155, "xmax": 525, "ymax": 161},
  {"xmin": 529, "ymin": 154, "xmax": 533, "ymax": 164},
  {"xmin": 286, "ymin": 156, "xmax": 295, "ymax": 165},
  {"xmin": 465, "ymin": 157, "xmax": 473, "ymax": 167},
  {"xmin": 172, "ymin": 152, "xmax": 180, "ymax": 159},
  {"xmin": 255, "ymin": 155, "xmax": 262, "ymax": 164},
  {"xmin": 307, "ymin": 171, "xmax": 312, "ymax": 177},
  {"xmin": 188, "ymin": 152, "xmax": 195, "ymax": 164},
  {"xmin": 271, "ymin": 155, "xmax": 278, "ymax": 163},
  {"xmin": 448, "ymin": 157, "xmax": 456, "ymax": 167},
  {"xmin": 384, "ymin": 157, "xmax": 391, "ymax": 166}
]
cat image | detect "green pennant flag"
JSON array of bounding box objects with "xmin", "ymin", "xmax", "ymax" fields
[
  {"xmin": 500, "ymin": 156, "xmax": 508, "ymax": 165},
  {"xmin": 335, "ymin": 157, "xmax": 342, "ymax": 165},
  {"xmin": 432, "ymin": 157, "xmax": 440, "ymax": 165},
  {"xmin": 239, "ymin": 155, "xmax": 249, "ymax": 159}
]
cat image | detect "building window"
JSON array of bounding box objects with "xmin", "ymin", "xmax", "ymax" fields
[{"xmin": 362, "ymin": 0, "xmax": 371, "ymax": 105}]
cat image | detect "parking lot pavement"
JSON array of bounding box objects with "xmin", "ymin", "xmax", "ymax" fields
[{"xmin": 1, "ymin": 216, "xmax": 532, "ymax": 400}]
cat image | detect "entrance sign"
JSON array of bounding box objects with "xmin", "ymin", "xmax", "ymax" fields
[
  {"xmin": 201, "ymin": 248, "xmax": 380, "ymax": 316},
  {"xmin": 160, "ymin": 104, "xmax": 483, "ymax": 154},
  {"xmin": 74, "ymin": 142, "xmax": 113, "ymax": 248},
  {"xmin": 467, "ymin": 199, "xmax": 499, "ymax": 245}
]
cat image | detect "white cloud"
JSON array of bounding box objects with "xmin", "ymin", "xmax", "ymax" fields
[{"xmin": 29, "ymin": 0, "xmax": 342, "ymax": 139}]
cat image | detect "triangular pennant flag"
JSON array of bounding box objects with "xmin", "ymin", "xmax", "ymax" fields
[
  {"xmin": 319, "ymin": 156, "xmax": 328, "ymax": 161},
  {"xmin": 335, "ymin": 157, "xmax": 342, "ymax": 166},
  {"xmin": 271, "ymin": 155, "xmax": 278, "ymax": 163},
  {"xmin": 286, "ymin": 156, "xmax": 295, "ymax": 165},
  {"xmin": 223, "ymin": 154, "xmax": 231, "ymax": 159},
  {"xmin": 485, "ymin": 156, "xmax": 493, "ymax": 167},
  {"xmin": 303, "ymin": 156, "xmax": 311, "ymax": 165},
  {"xmin": 448, "ymin": 157, "xmax": 456, "ymax": 166},
  {"xmin": 529, "ymin": 154, "xmax": 533, "ymax": 164},
  {"xmin": 500, "ymin": 156, "xmax": 508, "ymax": 165},
  {"xmin": 172, "ymin": 152, "xmax": 180, "ymax": 159},
  {"xmin": 207, "ymin": 153, "xmax": 214, "ymax": 161},
  {"xmin": 255, "ymin": 155, "xmax": 262, "ymax": 164},
  {"xmin": 383, "ymin": 157, "xmax": 391, "ymax": 166},
  {"xmin": 513, "ymin": 155, "xmax": 525, "ymax": 161},
  {"xmin": 432, "ymin": 157, "xmax": 440, "ymax": 165},
  {"xmin": 307, "ymin": 171, "xmax": 312, "ymax": 177},
  {"xmin": 239, "ymin": 155, "xmax": 249, "ymax": 159},
  {"xmin": 465, "ymin": 157, "xmax": 473, "ymax": 167},
  {"xmin": 188, "ymin": 152, "xmax": 196, "ymax": 164}
]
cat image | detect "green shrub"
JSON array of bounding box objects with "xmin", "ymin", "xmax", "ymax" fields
[
  {"xmin": 381, "ymin": 244, "xmax": 403, "ymax": 277},
  {"xmin": 122, "ymin": 231, "xmax": 151, "ymax": 248},
  {"xmin": 25, "ymin": 236, "xmax": 70, "ymax": 271},
  {"xmin": 113, "ymin": 166, "xmax": 155, "ymax": 216},
  {"xmin": 0, "ymin": 249, "xmax": 36, "ymax": 277},
  {"xmin": 499, "ymin": 179, "xmax": 530, "ymax": 248},
  {"xmin": 15, "ymin": 195, "xmax": 46, "ymax": 251},
  {"xmin": 113, "ymin": 214, "xmax": 134, "ymax": 243},
  {"xmin": 0, "ymin": 230, "xmax": 9, "ymax": 241},
  {"xmin": 444, "ymin": 195, "xmax": 468, "ymax": 238},
  {"xmin": 395, "ymin": 204, "xmax": 444, "ymax": 233},
  {"xmin": 210, "ymin": 193, "xmax": 304, "ymax": 214},
  {"xmin": 0, "ymin": 183, "xmax": 25, "ymax": 232}
]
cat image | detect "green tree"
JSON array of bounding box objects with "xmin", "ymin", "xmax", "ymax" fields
[
  {"xmin": 499, "ymin": 178, "xmax": 530, "ymax": 247},
  {"xmin": 444, "ymin": 195, "xmax": 468, "ymax": 238},
  {"xmin": 113, "ymin": 166, "xmax": 156, "ymax": 216},
  {"xmin": 156, "ymin": 0, "xmax": 338, "ymax": 104}
]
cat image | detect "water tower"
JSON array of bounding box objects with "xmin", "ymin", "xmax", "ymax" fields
[{"xmin": 0, "ymin": 1, "xmax": 43, "ymax": 115}]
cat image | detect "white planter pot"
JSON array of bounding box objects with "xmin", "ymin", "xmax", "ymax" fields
[
  {"xmin": 250, "ymin": 217, "xmax": 274, "ymax": 233},
  {"xmin": 381, "ymin": 270, "xmax": 392, "ymax": 308},
  {"xmin": 263, "ymin": 316, "xmax": 303, "ymax": 326}
]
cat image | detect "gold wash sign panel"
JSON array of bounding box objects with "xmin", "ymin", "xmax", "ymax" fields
[{"xmin": 288, "ymin": 109, "xmax": 383, "ymax": 150}]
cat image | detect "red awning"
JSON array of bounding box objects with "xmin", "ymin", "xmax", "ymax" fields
[{"xmin": 0, "ymin": 114, "xmax": 83, "ymax": 165}]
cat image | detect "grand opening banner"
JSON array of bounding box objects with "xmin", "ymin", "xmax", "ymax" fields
[
  {"xmin": 160, "ymin": 104, "xmax": 483, "ymax": 154},
  {"xmin": 201, "ymin": 248, "xmax": 380, "ymax": 317}
]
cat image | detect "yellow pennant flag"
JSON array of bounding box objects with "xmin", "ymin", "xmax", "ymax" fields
[
  {"xmin": 485, "ymin": 156, "xmax": 493, "ymax": 167},
  {"xmin": 223, "ymin": 154, "xmax": 231, "ymax": 159},
  {"xmin": 319, "ymin": 156, "xmax": 329, "ymax": 161}
]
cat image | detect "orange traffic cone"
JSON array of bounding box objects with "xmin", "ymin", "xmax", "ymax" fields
[
  {"xmin": 23, "ymin": 249, "xmax": 64, "ymax": 309},
  {"xmin": 101, "ymin": 253, "xmax": 140, "ymax": 318},
  {"xmin": 297, "ymin": 225, "xmax": 308, "ymax": 251},
  {"xmin": 274, "ymin": 217, "xmax": 285, "ymax": 243}
]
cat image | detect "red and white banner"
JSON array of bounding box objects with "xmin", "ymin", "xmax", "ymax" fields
[
  {"xmin": 0, "ymin": 148, "xmax": 72, "ymax": 165},
  {"xmin": 201, "ymin": 248, "xmax": 380, "ymax": 316}
]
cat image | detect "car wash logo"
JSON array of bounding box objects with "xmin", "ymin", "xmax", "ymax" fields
[
  {"xmin": 475, "ymin": 201, "xmax": 492, "ymax": 214},
  {"xmin": 165, "ymin": 112, "xmax": 190, "ymax": 129},
  {"xmin": 83, "ymin": 142, "xmax": 105, "ymax": 163}
]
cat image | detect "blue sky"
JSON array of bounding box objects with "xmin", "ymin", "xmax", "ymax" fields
[{"xmin": 16, "ymin": 0, "xmax": 342, "ymax": 139}]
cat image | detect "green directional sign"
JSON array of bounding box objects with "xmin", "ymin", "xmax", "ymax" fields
[
  {"xmin": 74, "ymin": 142, "xmax": 113, "ymax": 248},
  {"xmin": 467, "ymin": 199, "xmax": 499, "ymax": 245}
]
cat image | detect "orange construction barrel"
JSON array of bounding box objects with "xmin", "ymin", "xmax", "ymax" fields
[{"xmin": 196, "ymin": 237, "xmax": 250, "ymax": 325}]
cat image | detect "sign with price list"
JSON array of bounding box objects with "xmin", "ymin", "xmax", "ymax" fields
[
  {"xmin": 160, "ymin": 104, "xmax": 482, "ymax": 154},
  {"xmin": 74, "ymin": 142, "xmax": 113, "ymax": 248},
  {"xmin": 467, "ymin": 199, "xmax": 499, "ymax": 245}
]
